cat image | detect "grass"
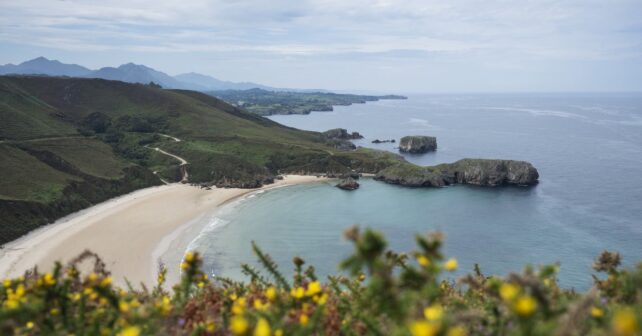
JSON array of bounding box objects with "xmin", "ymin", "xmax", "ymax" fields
[
  {"xmin": 0, "ymin": 228, "xmax": 639, "ymax": 335},
  {"xmin": 0, "ymin": 80, "xmax": 77, "ymax": 141},
  {"xmin": 17, "ymin": 138, "xmax": 130, "ymax": 180},
  {"xmin": 0, "ymin": 145, "xmax": 77, "ymax": 203}
]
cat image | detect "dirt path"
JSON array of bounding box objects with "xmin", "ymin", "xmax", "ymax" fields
[
  {"xmin": 158, "ymin": 134, "xmax": 181, "ymax": 142},
  {"xmin": 149, "ymin": 134, "xmax": 189, "ymax": 183}
]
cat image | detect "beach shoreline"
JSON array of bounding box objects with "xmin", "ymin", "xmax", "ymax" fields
[{"xmin": 0, "ymin": 175, "xmax": 329, "ymax": 287}]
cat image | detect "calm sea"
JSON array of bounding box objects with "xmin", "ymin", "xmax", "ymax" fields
[{"xmin": 190, "ymin": 93, "xmax": 642, "ymax": 290}]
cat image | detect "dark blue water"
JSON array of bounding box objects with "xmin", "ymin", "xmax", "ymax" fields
[{"xmin": 192, "ymin": 93, "xmax": 642, "ymax": 290}]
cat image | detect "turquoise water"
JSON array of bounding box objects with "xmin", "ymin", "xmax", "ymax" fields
[{"xmin": 191, "ymin": 93, "xmax": 642, "ymax": 290}]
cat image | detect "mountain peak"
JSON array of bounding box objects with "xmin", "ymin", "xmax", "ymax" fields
[
  {"xmin": 22, "ymin": 56, "xmax": 55, "ymax": 65},
  {"xmin": 0, "ymin": 57, "xmax": 91, "ymax": 77},
  {"xmin": 118, "ymin": 63, "xmax": 151, "ymax": 71}
]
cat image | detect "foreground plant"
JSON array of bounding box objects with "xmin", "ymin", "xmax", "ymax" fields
[{"xmin": 0, "ymin": 228, "xmax": 640, "ymax": 335}]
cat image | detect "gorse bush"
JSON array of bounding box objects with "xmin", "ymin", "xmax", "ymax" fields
[{"xmin": 1, "ymin": 227, "xmax": 640, "ymax": 335}]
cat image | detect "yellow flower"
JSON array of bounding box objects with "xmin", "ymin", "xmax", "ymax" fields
[
  {"xmin": 513, "ymin": 295, "xmax": 537, "ymax": 317},
  {"xmin": 16, "ymin": 284, "xmax": 25, "ymax": 297},
  {"xmin": 118, "ymin": 326, "xmax": 140, "ymax": 336},
  {"xmin": 417, "ymin": 255, "xmax": 430, "ymax": 267},
  {"xmin": 43, "ymin": 273, "xmax": 56, "ymax": 286},
  {"xmin": 253, "ymin": 318, "xmax": 271, "ymax": 336},
  {"xmin": 197, "ymin": 282, "xmax": 205, "ymax": 288},
  {"xmin": 100, "ymin": 276, "xmax": 113, "ymax": 287},
  {"xmin": 274, "ymin": 329, "xmax": 283, "ymax": 336},
  {"xmin": 88, "ymin": 272, "xmax": 98, "ymax": 283},
  {"xmin": 4, "ymin": 299, "xmax": 19, "ymax": 310},
  {"xmin": 306, "ymin": 281, "xmax": 322, "ymax": 296},
  {"xmin": 499, "ymin": 283, "xmax": 519, "ymax": 301},
  {"xmin": 184, "ymin": 251, "xmax": 195, "ymax": 263},
  {"xmin": 446, "ymin": 326, "xmax": 467, "ymax": 336},
  {"xmin": 423, "ymin": 304, "xmax": 444, "ymax": 321},
  {"xmin": 265, "ymin": 286, "xmax": 277, "ymax": 301},
  {"xmin": 3, "ymin": 285, "xmax": 26, "ymax": 309},
  {"xmin": 313, "ymin": 293, "xmax": 328, "ymax": 305},
  {"xmin": 230, "ymin": 316, "xmax": 249, "ymax": 335},
  {"xmin": 612, "ymin": 308, "xmax": 639, "ymax": 336},
  {"xmin": 50, "ymin": 308, "xmax": 59, "ymax": 315},
  {"xmin": 410, "ymin": 320, "xmax": 439, "ymax": 336},
  {"xmin": 299, "ymin": 314, "xmax": 309, "ymax": 326},
  {"xmin": 3, "ymin": 279, "xmax": 11, "ymax": 287},
  {"xmin": 358, "ymin": 274, "xmax": 366, "ymax": 281},
  {"xmin": 232, "ymin": 297, "xmax": 247, "ymax": 315},
  {"xmin": 180, "ymin": 262, "xmax": 189, "ymax": 270},
  {"xmin": 253, "ymin": 299, "xmax": 268, "ymax": 311},
  {"xmin": 444, "ymin": 258, "xmax": 458, "ymax": 271},
  {"xmin": 119, "ymin": 301, "xmax": 130, "ymax": 313},
  {"xmin": 591, "ymin": 306, "xmax": 604, "ymax": 318},
  {"xmin": 290, "ymin": 287, "xmax": 305, "ymax": 299},
  {"xmin": 206, "ymin": 321, "xmax": 216, "ymax": 332},
  {"xmin": 157, "ymin": 296, "xmax": 172, "ymax": 315},
  {"xmin": 26, "ymin": 321, "xmax": 34, "ymax": 329}
]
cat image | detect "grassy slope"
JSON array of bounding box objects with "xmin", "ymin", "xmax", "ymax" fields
[{"xmin": 0, "ymin": 76, "xmax": 401, "ymax": 243}]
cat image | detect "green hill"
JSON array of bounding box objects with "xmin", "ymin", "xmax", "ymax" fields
[{"xmin": 0, "ymin": 76, "xmax": 400, "ymax": 243}]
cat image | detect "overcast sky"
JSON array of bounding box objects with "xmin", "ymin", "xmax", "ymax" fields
[{"xmin": 1, "ymin": 0, "xmax": 641, "ymax": 92}]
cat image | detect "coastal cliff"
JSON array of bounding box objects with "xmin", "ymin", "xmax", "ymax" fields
[
  {"xmin": 374, "ymin": 159, "xmax": 539, "ymax": 187},
  {"xmin": 399, "ymin": 135, "xmax": 437, "ymax": 153}
]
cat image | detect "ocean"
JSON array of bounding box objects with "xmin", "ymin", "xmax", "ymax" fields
[{"xmin": 190, "ymin": 93, "xmax": 642, "ymax": 290}]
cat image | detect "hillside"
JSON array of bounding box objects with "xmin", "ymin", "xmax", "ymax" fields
[
  {"xmin": 0, "ymin": 76, "xmax": 401, "ymax": 243},
  {"xmin": 209, "ymin": 88, "xmax": 407, "ymax": 116}
]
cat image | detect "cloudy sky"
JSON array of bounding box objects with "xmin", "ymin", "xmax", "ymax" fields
[{"xmin": 1, "ymin": 0, "xmax": 641, "ymax": 92}]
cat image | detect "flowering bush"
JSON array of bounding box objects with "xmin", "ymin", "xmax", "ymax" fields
[{"xmin": 0, "ymin": 227, "xmax": 640, "ymax": 335}]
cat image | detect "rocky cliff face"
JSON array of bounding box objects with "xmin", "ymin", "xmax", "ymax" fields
[
  {"xmin": 322, "ymin": 128, "xmax": 363, "ymax": 140},
  {"xmin": 438, "ymin": 159, "xmax": 539, "ymax": 186},
  {"xmin": 374, "ymin": 159, "xmax": 539, "ymax": 187},
  {"xmin": 399, "ymin": 136, "xmax": 437, "ymax": 153}
]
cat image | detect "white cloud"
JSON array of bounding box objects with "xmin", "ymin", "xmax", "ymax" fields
[{"xmin": 1, "ymin": 0, "xmax": 641, "ymax": 91}]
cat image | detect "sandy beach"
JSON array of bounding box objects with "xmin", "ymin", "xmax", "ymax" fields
[{"xmin": 0, "ymin": 175, "xmax": 328, "ymax": 287}]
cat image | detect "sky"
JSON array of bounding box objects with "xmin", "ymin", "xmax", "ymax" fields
[{"xmin": 1, "ymin": 0, "xmax": 641, "ymax": 93}]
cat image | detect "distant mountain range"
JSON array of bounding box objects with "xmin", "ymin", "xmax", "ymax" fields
[{"xmin": 0, "ymin": 57, "xmax": 278, "ymax": 91}]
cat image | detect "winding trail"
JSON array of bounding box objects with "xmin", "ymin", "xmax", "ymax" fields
[{"xmin": 149, "ymin": 134, "xmax": 189, "ymax": 184}]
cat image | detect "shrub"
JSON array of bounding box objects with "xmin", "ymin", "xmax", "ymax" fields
[{"xmin": 0, "ymin": 227, "xmax": 640, "ymax": 335}]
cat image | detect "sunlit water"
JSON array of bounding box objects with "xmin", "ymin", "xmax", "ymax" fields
[{"xmin": 190, "ymin": 93, "xmax": 642, "ymax": 290}]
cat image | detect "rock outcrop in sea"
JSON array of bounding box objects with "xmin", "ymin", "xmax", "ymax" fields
[
  {"xmin": 374, "ymin": 159, "xmax": 539, "ymax": 187},
  {"xmin": 399, "ymin": 136, "xmax": 437, "ymax": 153},
  {"xmin": 336, "ymin": 177, "xmax": 360, "ymax": 190}
]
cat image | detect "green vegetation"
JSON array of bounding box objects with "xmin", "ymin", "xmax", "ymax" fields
[
  {"xmin": 209, "ymin": 88, "xmax": 406, "ymax": 116},
  {"xmin": 0, "ymin": 228, "xmax": 640, "ymax": 335},
  {"xmin": 0, "ymin": 76, "xmax": 403, "ymax": 243}
]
